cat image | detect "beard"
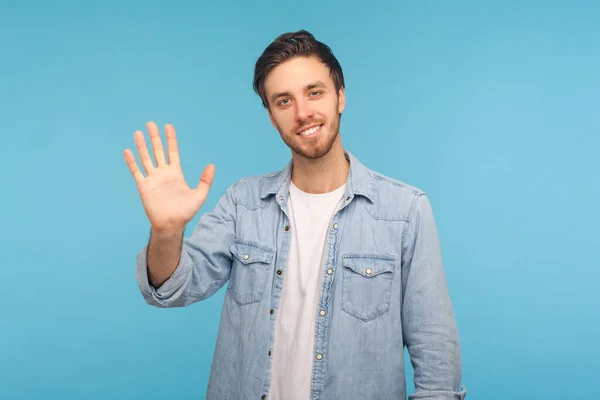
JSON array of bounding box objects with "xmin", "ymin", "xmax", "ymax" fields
[{"xmin": 277, "ymin": 113, "xmax": 341, "ymax": 160}]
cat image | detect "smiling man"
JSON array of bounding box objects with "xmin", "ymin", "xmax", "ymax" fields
[{"xmin": 126, "ymin": 30, "xmax": 466, "ymax": 400}]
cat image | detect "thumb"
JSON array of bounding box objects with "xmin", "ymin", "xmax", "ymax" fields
[{"xmin": 194, "ymin": 164, "xmax": 215, "ymax": 201}]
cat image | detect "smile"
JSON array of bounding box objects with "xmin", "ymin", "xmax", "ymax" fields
[{"xmin": 298, "ymin": 124, "xmax": 323, "ymax": 136}]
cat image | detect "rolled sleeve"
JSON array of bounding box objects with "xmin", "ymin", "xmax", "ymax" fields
[
  {"xmin": 401, "ymin": 193, "xmax": 466, "ymax": 398},
  {"xmin": 135, "ymin": 242, "xmax": 196, "ymax": 307},
  {"xmin": 408, "ymin": 386, "xmax": 467, "ymax": 400}
]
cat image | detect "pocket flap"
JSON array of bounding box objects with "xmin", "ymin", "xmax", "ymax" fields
[
  {"xmin": 341, "ymin": 254, "xmax": 395, "ymax": 278},
  {"xmin": 230, "ymin": 240, "xmax": 275, "ymax": 265}
]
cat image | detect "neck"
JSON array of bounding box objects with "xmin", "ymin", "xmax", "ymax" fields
[{"xmin": 290, "ymin": 139, "xmax": 349, "ymax": 194}]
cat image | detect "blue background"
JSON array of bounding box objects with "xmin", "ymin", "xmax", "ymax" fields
[{"xmin": 1, "ymin": 1, "xmax": 599, "ymax": 399}]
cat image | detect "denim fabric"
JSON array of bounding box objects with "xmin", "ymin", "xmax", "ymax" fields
[{"xmin": 136, "ymin": 150, "xmax": 466, "ymax": 400}]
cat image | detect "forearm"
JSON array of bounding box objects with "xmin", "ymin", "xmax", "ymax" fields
[
  {"xmin": 403, "ymin": 272, "xmax": 463, "ymax": 394},
  {"xmin": 405, "ymin": 320, "xmax": 463, "ymax": 395},
  {"xmin": 147, "ymin": 226, "xmax": 185, "ymax": 288}
]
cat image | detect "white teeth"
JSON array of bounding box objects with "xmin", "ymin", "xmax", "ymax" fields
[{"xmin": 299, "ymin": 125, "xmax": 321, "ymax": 136}]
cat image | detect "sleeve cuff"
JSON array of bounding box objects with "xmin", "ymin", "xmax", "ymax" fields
[
  {"xmin": 135, "ymin": 243, "xmax": 194, "ymax": 307},
  {"xmin": 408, "ymin": 386, "xmax": 467, "ymax": 400}
]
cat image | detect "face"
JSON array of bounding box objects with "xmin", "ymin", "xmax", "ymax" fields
[{"xmin": 264, "ymin": 56, "xmax": 346, "ymax": 160}]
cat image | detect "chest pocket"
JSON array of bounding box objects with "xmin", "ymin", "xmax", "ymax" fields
[
  {"xmin": 341, "ymin": 253, "xmax": 396, "ymax": 321},
  {"xmin": 228, "ymin": 239, "xmax": 275, "ymax": 305}
]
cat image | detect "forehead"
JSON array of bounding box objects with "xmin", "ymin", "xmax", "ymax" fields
[{"xmin": 264, "ymin": 56, "xmax": 334, "ymax": 94}]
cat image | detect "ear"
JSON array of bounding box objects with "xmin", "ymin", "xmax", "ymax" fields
[{"xmin": 337, "ymin": 87, "xmax": 346, "ymax": 114}]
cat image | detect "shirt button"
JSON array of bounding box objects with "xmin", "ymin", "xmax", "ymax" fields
[
  {"xmin": 243, "ymin": 254, "xmax": 249, "ymax": 260},
  {"xmin": 279, "ymin": 195, "xmax": 284, "ymax": 201},
  {"xmin": 346, "ymin": 196, "xmax": 351, "ymax": 202},
  {"xmin": 262, "ymin": 396, "xmax": 267, "ymax": 400},
  {"xmin": 284, "ymin": 225, "xmax": 290, "ymax": 231},
  {"xmin": 316, "ymin": 353, "xmax": 323, "ymax": 360},
  {"xmin": 320, "ymin": 310, "xmax": 326, "ymax": 316},
  {"xmin": 365, "ymin": 268, "xmax": 372, "ymax": 275},
  {"xmin": 270, "ymin": 309, "xmax": 274, "ymax": 315},
  {"xmin": 276, "ymin": 270, "xmax": 282, "ymax": 275},
  {"xmin": 268, "ymin": 350, "xmax": 272, "ymax": 356},
  {"xmin": 327, "ymin": 268, "xmax": 333, "ymax": 275},
  {"xmin": 333, "ymin": 223, "xmax": 338, "ymax": 230}
]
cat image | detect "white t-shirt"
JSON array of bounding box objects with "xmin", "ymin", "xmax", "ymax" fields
[{"xmin": 268, "ymin": 181, "xmax": 346, "ymax": 400}]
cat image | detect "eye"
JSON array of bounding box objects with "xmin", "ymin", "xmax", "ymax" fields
[
  {"xmin": 310, "ymin": 90, "xmax": 323, "ymax": 97},
  {"xmin": 277, "ymin": 98, "xmax": 290, "ymax": 106}
]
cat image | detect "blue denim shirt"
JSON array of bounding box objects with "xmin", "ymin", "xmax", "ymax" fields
[{"xmin": 136, "ymin": 150, "xmax": 466, "ymax": 400}]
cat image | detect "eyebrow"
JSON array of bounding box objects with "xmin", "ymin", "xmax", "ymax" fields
[{"xmin": 270, "ymin": 80, "xmax": 327, "ymax": 104}]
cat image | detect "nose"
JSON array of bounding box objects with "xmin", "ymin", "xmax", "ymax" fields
[{"xmin": 294, "ymin": 98, "xmax": 314, "ymax": 122}]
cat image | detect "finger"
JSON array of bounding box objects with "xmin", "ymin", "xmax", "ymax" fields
[
  {"xmin": 165, "ymin": 124, "xmax": 180, "ymax": 165},
  {"xmin": 134, "ymin": 130, "xmax": 155, "ymax": 174},
  {"xmin": 194, "ymin": 164, "xmax": 215, "ymax": 202},
  {"xmin": 147, "ymin": 121, "xmax": 167, "ymax": 167},
  {"xmin": 123, "ymin": 148, "xmax": 144, "ymax": 184}
]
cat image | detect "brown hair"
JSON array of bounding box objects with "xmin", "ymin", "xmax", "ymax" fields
[{"xmin": 253, "ymin": 30, "xmax": 345, "ymax": 109}]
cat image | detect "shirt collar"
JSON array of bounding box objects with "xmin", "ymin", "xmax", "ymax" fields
[{"xmin": 259, "ymin": 149, "xmax": 375, "ymax": 204}]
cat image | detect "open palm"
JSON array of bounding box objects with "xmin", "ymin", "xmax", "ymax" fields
[{"xmin": 124, "ymin": 121, "xmax": 215, "ymax": 233}]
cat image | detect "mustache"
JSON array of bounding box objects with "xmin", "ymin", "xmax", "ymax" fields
[{"xmin": 295, "ymin": 119, "xmax": 326, "ymax": 132}]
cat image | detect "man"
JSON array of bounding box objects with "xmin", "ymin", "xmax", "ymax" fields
[{"xmin": 124, "ymin": 30, "xmax": 466, "ymax": 400}]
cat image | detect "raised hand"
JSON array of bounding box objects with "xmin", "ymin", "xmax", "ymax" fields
[{"xmin": 124, "ymin": 121, "xmax": 215, "ymax": 233}]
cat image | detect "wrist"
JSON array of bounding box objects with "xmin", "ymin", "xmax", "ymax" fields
[{"xmin": 150, "ymin": 224, "xmax": 186, "ymax": 238}]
